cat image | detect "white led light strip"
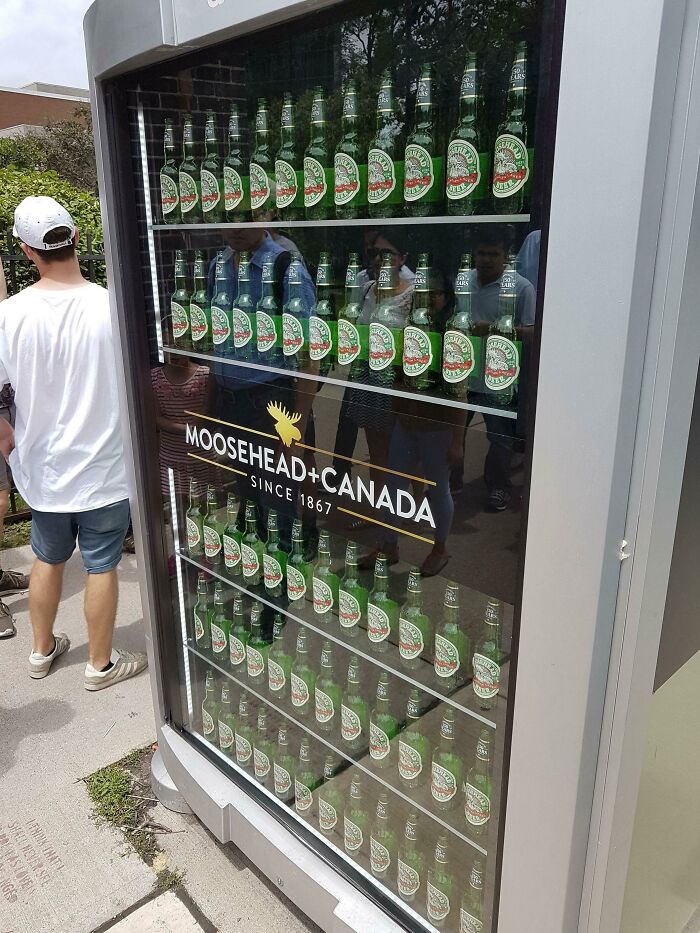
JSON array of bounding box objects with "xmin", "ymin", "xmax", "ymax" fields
[
  {"xmin": 137, "ymin": 95, "xmax": 164, "ymax": 364},
  {"xmin": 169, "ymin": 467, "xmax": 193, "ymax": 717}
]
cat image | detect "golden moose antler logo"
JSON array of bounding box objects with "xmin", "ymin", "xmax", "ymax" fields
[{"xmin": 267, "ymin": 402, "xmax": 302, "ymax": 447}]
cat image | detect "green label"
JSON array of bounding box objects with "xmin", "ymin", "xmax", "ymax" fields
[
  {"xmin": 232, "ymin": 308, "xmax": 253, "ymax": 349},
  {"xmin": 434, "ymin": 632, "xmax": 460, "ymax": 678},
  {"xmin": 313, "ymin": 576, "xmax": 333, "ymax": 614},
  {"xmin": 484, "ymin": 336, "xmax": 520, "ymax": 390},
  {"xmin": 190, "ymin": 303, "xmax": 208, "ymax": 343},
  {"xmin": 179, "ymin": 171, "xmax": 199, "ymax": 213},
  {"xmin": 229, "ymin": 635, "xmax": 246, "ymax": 667},
  {"xmin": 398, "ymin": 740, "xmax": 423, "ymax": 780},
  {"xmin": 398, "ymin": 859, "xmax": 420, "ymax": 898},
  {"xmin": 443, "ymin": 331, "xmax": 476, "ymax": 383},
  {"xmin": 334, "ymin": 152, "xmax": 361, "ymax": 206},
  {"xmin": 337, "ymin": 319, "xmax": 361, "ymax": 365},
  {"xmin": 223, "ymin": 534, "xmax": 241, "ymax": 569},
  {"xmin": 246, "ymin": 645, "xmax": 264, "ymax": 679},
  {"xmin": 446, "ymin": 140, "xmax": 483, "ymax": 200},
  {"xmin": 263, "ymin": 553, "xmax": 284, "ymax": 589},
  {"xmin": 186, "ymin": 517, "xmax": 200, "ymax": 549},
  {"xmin": 241, "ymin": 543, "xmax": 260, "ymax": 578},
  {"xmin": 287, "ymin": 564, "xmax": 307, "ymax": 601},
  {"xmin": 427, "ymin": 882, "xmax": 451, "ymax": 922},
  {"xmin": 303, "ymin": 156, "xmax": 328, "ymax": 207},
  {"xmin": 282, "ymin": 313, "xmax": 305, "ymax": 357},
  {"xmin": 218, "ymin": 720, "xmax": 234, "ymax": 751},
  {"xmin": 171, "ymin": 301, "xmax": 188, "ymax": 339},
  {"xmin": 256, "ymin": 311, "xmax": 279, "ymax": 353},
  {"xmin": 160, "ymin": 173, "xmax": 179, "ymax": 214},
  {"xmin": 341, "ymin": 704, "xmax": 362, "ymax": 742},
  {"xmin": 211, "ymin": 306, "xmax": 231, "ymax": 345},
  {"xmin": 309, "ymin": 317, "xmax": 333, "ymax": 361},
  {"xmin": 315, "ymin": 688, "xmax": 334, "ymax": 724},
  {"xmin": 274, "ymin": 763, "xmax": 292, "ymax": 795},
  {"xmin": 204, "ymin": 527, "xmax": 221, "ymax": 559},
  {"xmin": 202, "ymin": 708, "xmax": 214, "ymax": 737},
  {"xmin": 224, "ymin": 166, "xmax": 244, "ymax": 211},
  {"xmin": 369, "ymin": 720, "xmax": 390, "ymax": 760},
  {"xmin": 275, "ymin": 159, "xmax": 298, "ymax": 209},
  {"xmin": 399, "ymin": 617, "xmax": 424, "ymax": 659},
  {"xmin": 473, "ymin": 653, "xmax": 500, "ymax": 699},
  {"xmin": 431, "ymin": 761, "xmax": 457, "ymax": 803},
  {"xmin": 291, "ymin": 672, "xmax": 310, "ymax": 708},
  {"xmin": 235, "ymin": 733, "xmax": 252, "ymax": 764},
  {"xmin": 367, "ymin": 603, "xmax": 390, "ymax": 642},
  {"xmin": 339, "ymin": 589, "xmax": 361, "ymax": 628},
  {"xmin": 268, "ymin": 658, "xmax": 286, "ymax": 692},
  {"xmin": 368, "ymin": 148, "xmax": 396, "ymax": 203},
  {"xmin": 370, "ymin": 837, "xmax": 391, "ymax": 874},
  {"xmin": 369, "ymin": 322, "xmax": 400, "ymax": 372},
  {"xmin": 493, "ymin": 133, "xmax": 529, "ymax": 197},
  {"xmin": 344, "ymin": 817, "xmax": 363, "ymax": 852},
  {"xmin": 319, "ymin": 797, "xmax": 338, "ymax": 831},
  {"xmin": 250, "ymin": 162, "xmax": 272, "ymax": 209},
  {"xmin": 295, "ymin": 779, "xmax": 312, "ymax": 812},
  {"xmin": 403, "ymin": 144, "xmax": 434, "ymax": 202},
  {"xmin": 465, "ymin": 783, "xmax": 490, "ymax": 826},
  {"xmin": 201, "ymin": 169, "xmax": 221, "ymax": 212},
  {"xmin": 402, "ymin": 326, "xmax": 434, "ymax": 376}
]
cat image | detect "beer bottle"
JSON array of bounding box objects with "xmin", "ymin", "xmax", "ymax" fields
[
  {"xmin": 256, "ymin": 252, "xmax": 282, "ymax": 362},
  {"xmin": 431, "ymin": 708, "xmax": 462, "ymax": 812},
  {"xmin": 253, "ymin": 707, "xmax": 274, "ymax": 788},
  {"xmin": 337, "ymin": 252, "xmax": 364, "ymax": 374},
  {"xmin": 312, "ymin": 530, "xmax": 339, "ymax": 621},
  {"xmin": 201, "ymin": 668, "xmax": 218, "ymax": 742},
  {"xmin": 246, "ymin": 601, "xmax": 268, "ymax": 687},
  {"xmin": 370, "ymin": 793, "xmax": 397, "ymax": 880},
  {"xmin": 339, "ymin": 541, "xmax": 367, "ymax": 639},
  {"xmin": 434, "ymin": 581, "xmax": 470, "ymax": 691},
  {"xmin": 318, "ymin": 754, "xmax": 343, "ymax": 837},
  {"xmin": 282, "ymin": 258, "xmax": 307, "ymax": 368},
  {"xmin": 399, "ymin": 568, "xmax": 431, "ymax": 671},
  {"xmin": 343, "ymin": 776, "xmax": 369, "ymax": 858},
  {"xmin": 315, "ymin": 640, "xmax": 341, "ymax": 735},
  {"xmin": 447, "ymin": 53, "xmax": 489, "ymax": 215},
  {"xmin": 397, "ymin": 812, "xmax": 425, "ymax": 904},
  {"xmin": 222, "ymin": 492, "xmax": 242, "ymax": 580},
  {"xmin": 193, "ymin": 572, "xmax": 212, "ymax": 655},
  {"xmin": 427, "ymin": 835, "xmax": 455, "ymax": 929},
  {"xmin": 369, "ymin": 251, "xmax": 400, "ymax": 386},
  {"xmin": 210, "ymin": 252, "xmax": 233, "ymax": 351},
  {"xmin": 334, "ymin": 81, "xmax": 366, "ymax": 219},
  {"xmin": 275, "ymin": 93, "xmax": 303, "ymax": 220},
  {"xmin": 224, "ymin": 103, "xmax": 251, "ymax": 222},
  {"xmin": 186, "ymin": 478, "xmax": 204, "ymax": 556},
  {"xmin": 464, "ymin": 730, "xmax": 492, "ymax": 836},
  {"xmin": 493, "ymin": 42, "xmax": 530, "ymax": 214},
  {"xmin": 367, "ymin": 554, "xmax": 398, "ymax": 653},
  {"xmin": 217, "ymin": 681, "xmax": 236, "ymax": 757},
  {"xmin": 484, "ymin": 255, "xmax": 519, "ymax": 406},
  {"xmin": 201, "ymin": 110, "xmax": 224, "ymax": 223},
  {"xmin": 294, "ymin": 736, "xmax": 318, "ymax": 817},
  {"xmin": 179, "ymin": 114, "xmax": 201, "ymax": 222},
  {"xmin": 250, "ymin": 98, "xmax": 275, "ymax": 220},
  {"xmin": 190, "ymin": 250, "xmax": 212, "ymax": 352},
  {"xmin": 291, "ymin": 628, "xmax": 316, "ymax": 718},
  {"xmin": 443, "ymin": 254, "xmax": 476, "ymax": 399},
  {"xmin": 308, "ymin": 252, "xmax": 335, "ymax": 377},
  {"xmin": 210, "ymin": 581, "xmax": 231, "ymax": 666},
  {"xmin": 287, "ymin": 519, "xmax": 312, "ymax": 603},
  {"xmin": 398, "ymin": 689, "xmax": 429, "ymax": 788},
  {"xmin": 234, "ymin": 692, "xmax": 254, "ymax": 770},
  {"xmin": 268, "ymin": 614, "xmax": 292, "ymax": 701},
  {"xmin": 304, "ymin": 87, "xmax": 332, "ymax": 219},
  {"xmin": 404, "ymin": 63, "xmax": 443, "ymax": 216},
  {"xmin": 403, "ymin": 252, "xmax": 437, "ymax": 390},
  {"xmin": 241, "ymin": 501, "xmax": 263, "ymax": 586},
  {"xmin": 170, "ymin": 249, "xmax": 190, "ymax": 350},
  {"xmin": 273, "ymin": 725, "xmax": 295, "ymax": 802},
  {"xmin": 368, "ymin": 70, "xmax": 404, "ymax": 218},
  {"xmin": 460, "ymin": 859, "xmax": 485, "ymax": 933},
  {"xmin": 202, "ymin": 484, "xmax": 224, "ymax": 570},
  {"xmin": 473, "ymin": 598, "xmax": 502, "ymax": 710},
  {"xmin": 228, "ymin": 593, "xmax": 249, "ymax": 677},
  {"xmin": 160, "ymin": 118, "xmax": 180, "ymax": 223},
  {"xmin": 232, "ymin": 251, "xmax": 255, "ymax": 361},
  {"xmin": 341, "ymin": 655, "xmax": 369, "ymax": 753},
  {"xmin": 263, "ymin": 509, "xmax": 288, "ymax": 597},
  {"xmin": 369, "ymin": 671, "xmax": 398, "ymax": 769}
]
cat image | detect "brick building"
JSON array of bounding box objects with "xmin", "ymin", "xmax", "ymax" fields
[{"xmin": 0, "ymin": 83, "xmax": 89, "ymax": 137}]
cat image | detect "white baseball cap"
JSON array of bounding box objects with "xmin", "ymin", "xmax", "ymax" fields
[{"xmin": 12, "ymin": 196, "xmax": 76, "ymax": 250}]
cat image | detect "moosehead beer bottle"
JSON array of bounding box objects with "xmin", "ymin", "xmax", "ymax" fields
[
  {"xmin": 397, "ymin": 813, "xmax": 425, "ymax": 904},
  {"xmin": 186, "ymin": 478, "xmax": 204, "ymax": 556},
  {"xmin": 404, "ymin": 63, "xmax": 443, "ymax": 217},
  {"xmin": 229, "ymin": 593, "xmax": 249, "ymax": 676},
  {"xmin": 253, "ymin": 707, "xmax": 274, "ymax": 788},
  {"xmin": 318, "ymin": 754, "xmax": 343, "ymax": 837},
  {"xmin": 275, "ymin": 93, "xmax": 303, "ymax": 220},
  {"xmin": 250, "ymin": 98, "xmax": 275, "ymax": 220},
  {"xmin": 234, "ymin": 692, "xmax": 254, "ymax": 770},
  {"xmin": 427, "ymin": 835, "xmax": 455, "ymax": 929},
  {"xmin": 369, "ymin": 251, "xmax": 401, "ymax": 386},
  {"xmin": 344, "ymin": 776, "xmax": 369, "ymax": 858},
  {"xmin": 210, "ymin": 581, "xmax": 231, "ymax": 665},
  {"xmin": 315, "ymin": 641, "xmax": 341, "ymax": 735},
  {"xmin": 291, "ymin": 628, "xmax": 316, "ymax": 718},
  {"xmin": 447, "ymin": 53, "xmax": 489, "ymax": 215},
  {"xmin": 246, "ymin": 601, "xmax": 267, "ymax": 687},
  {"xmin": 464, "ymin": 730, "xmax": 492, "ymax": 836},
  {"xmin": 493, "ymin": 42, "xmax": 530, "ymax": 214},
  {"xmin": 193, "ymin": 572, "xmax": 212, "ymax": 655},
  {"xmin": 217, "ymin": 682, "xmax": 236, "ymax": 757},
  {"xmin": 273, "ymin": 725, "xmax": 295, "ymax": 802},
  {"xmin": 201, "ymin": 669, "xmax": 218, "ymax": 742},
  {"xmin": 304, "ymin": 87, "xmax": 333, "ymax": 220},
  {"xmin": 202, "ymin": 484, "xmax": 224, "ymax": 570},
  {"xmin": 431, "ymin": 708, "xmax": 463, "ymax": 812},
  {"xmin": 370, "ymin": 793, "xmax": 397, "ymax": 880},
  {"xmin": 369, "ymin": 671, "xmax": 398, "ymax": 769},
  {"xmin": 473, "ymin": 598, "xmax": 502, "ymax": 710},
  {"xmin": 367, "ymin": 554, "xmax": 398, "ymax": 653},
  {"xmin": 210, "ymin": 252, "xmax": 233, "ymax": 352},
  {"xmin": 295, "ymin": 736, "xmax": 318, "ymax": 817},
  {"xmin": 256, "ymin": 253, "xmax": 282, "ymax": 362},
  {"xmin": 399, "ymin": 569, "xmax": 432, "ymax": 671},
  {"xmin": 443, "ymin": 254, "xmax": 476, "ymax": 399},
  {"xmin": 222, "ymin": 492, "xmax": 242, "ymax": 580},
  {"xmin": 241, "ymin": 501, "xmax": 263, "ymax": 586},
  {"xmin": 485, "ymin": 255, "xmax": 519, "ymax": 406},
  {"xmin": 190, "ymin": 250, "xmax": 212, "ymax": 352},
  {"xmin": 268, "ymin": 614, "xmax": 292, "ymax": 701},
  {"xmin": 312, "ymin": 530, "xmax": 339, "ymax": 621},
  {"xmin": 224, "ymin": 103, "xmax": 251, "ymax": 222},
  {"xmin": 179, "ymin": 114, "xmax": 201, "ymax": 222},
  {"xmin": 335, "ymin": 81, "xmax": 366, "ymax": 219},
  {"xmin": 232, "ymin": 251, "xmax": 255, "ymax": 361},
  {"xmin": 434, "ymin": 581, "xmax": 470, "ymax": 691},
  {"xmin": 460, "ymin": 859, "xmax": 485, "ymax": 933},
  {"xmin": 201, "ymin": 111, "xmax": 224, "ymax": 223},
  {"xmin": 337, "ymin": 252, "xmax": 364, "ymax": 375},
  {"xmin": 368, "ymin": 70, "xmax": 404, "ymax": 218},
  {"xmin": 341, "ymin": 655, "xmax": 369, "ymax": 753},
  {"xmin": 287, "ymin": 519, "xmax": 311, "ymax": 603},
  {"xmin": 339, "ymin": 541, "xmax": 368, "ymax": 639},
  {"xmin": 309, "ymin": 252, "xmax": 335, "ymax": 377},
  {"xmin": 282, "ymin": 258, "xmax": 307, "ymax": 368},
  {"xmin": 160, "ymin": 118, "xmax": 180, "ymax": 223},
  {"xmin": 171, "ymin": 250, "xmax": 191, "ymax": 350},
  {"xmin": 403, "ymin": 252, "xmax": 437, "ymax": 390},
  {"xmin": 398, "ymin": 689, "xmax": 429, "ymax": 788},
  {"xmin": 263, "ymin": 509, "xmax": 288, "ymax": 597}
]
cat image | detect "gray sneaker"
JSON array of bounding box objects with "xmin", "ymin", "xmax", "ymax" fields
[
  {"xmin": 84, "ymin": 648, "xmax": 148, "ymax": 692},
  {"xmin": 0, "ymin": 601, "xmax": 15, "ymax": 638},
  {"xmin": 0, "ymin": 569, "xmax": 29, "ymax": 595},
  {"xmin": 28, "ymin": 633, "xmax": 71, "ymax": 678}
]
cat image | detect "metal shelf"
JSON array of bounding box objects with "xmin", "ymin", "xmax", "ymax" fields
[{"xmin": 151, "ymin": 214, "xmax": 530, "ymax": 231}]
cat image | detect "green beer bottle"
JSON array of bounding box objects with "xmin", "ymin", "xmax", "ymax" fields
[
  {"xmin": 224, "ymin": 103, "xmax": 251, "ymax": 222},
  {"xmin": 431, "ymin": 708, "xmax": 462, "ymax": 812},
  {"xmin": 232, "ymin": 251, "xmax": 255, "ymax": 360},
  {"xmin": 186, "ymin": 478, "xmax": 204, "ymax": 556},
  {"xmin": 434, "ymin": 581, "xmax": 470, "ymax": 691},
  {"xmin": 287, "ymin": 519, "xmax": 312, "ymax": 603},
  {"xmin": 427, "ymin": 836, "xmax": 455, "ymax": 929},
  {"xmin": 253, "ymin": 707, "xmax": 274, "ymax": 788},
  {"xmin": 338, "ymin": 541, "xmax": 367, "ymax": 639},
  {"xmin": 210, "ymin": 581, "xmax": 231, "ymax": 666},
  {"xmin": 368, "ymin": 70, "xmax": 404, "ymax": 218},
  {"xmin": 397, "ymin": 812, "xmax": 425, "ymax": 904},
  {"xmin": 464, "ymin": 730, "xmax": 492, "ymax": 836},
  {"xmin": 160, "ymin": 118, "xmax": 180, "ymax": 223},
  {"xmin": 340, "ymin": 655, "xmax": 369, "ymax": 753},
  {"xmin": 222, "ymin": 492, "xmax": 242, "ymax": 580},
  {"xmin": 234, "ymin": 692, "xmax": 254, "ymax": 770},
  {"xmin": 460, "ymin": 859, "xmax": 485, "ymax": 933},
  {"xmin": 443, "ymin": 254, "xmax": 476, "ymax": 398},
  {"xmin": 367, "ymin": 554, "xmax": 398, "ymax": 653},
  {"xmin": 201, "ymin": 110, "xmax": 224, "ymax": 222},
  {"xmin": 201, "ymin": 668, "xmax": 218, "ymax": 742},
  {"xmin": 337, "ymin": 252, "xmax": 364, "ymax": 374},
  {"xmin": 275, "ymin": 93, "xmax": 303, "ymax": 220},
  {"xmin": 217, "ymin": 681, "xmax": 236, "ymax": 757},
  {"xmin": 312, "ymin": 530, "xmax": 339, "ymax": 621},
  {"xmin": 171, "ymin": 250, "xmax": 190, "ymax": 350},
  {"xmin": 447, "ymin": 53, "xmax": 489, "ymax": 215},
  {"xmin": 493, "ymin": 42, "xmax": 531, "ymax": 214},
  {"xmin": 228, "ymin": 593, "xmax": 249, "ymax": 677},
  {"xmin": 246, "ymin": 601, "xmax": 268, "ymax": 687},
  {"xmin": 343, "ymin": 776, "xmax": 369, "ymax": 858},
  {"xmin": 404, "ymin": 63, "xmax": 443, "ymax": 216},
  {"xmin": 472, "ymin": 598, "xmax": 502, "ymax": 710},
  {"xmin": 193, "ymin": 572, "xmax": 212, "ymax": 654},
  {"xmin": 370, "ymin": 793, "xmax": 397, "ymax": 880},
  {"xmin": 369, "ymin": 671, "xmax": 398, "ymax": 769},
  {"xmin": 304, "ymin": 87, "xmax": 333, "ymax": 219},
  {"xmin": 256, "ymin": 253, "xmax": 282, "ymax": 362},
  {"xmin": 179, "ymin": 114, "xmax": 201, "ymax": 222},
  {"xmin": 190, "ymin": 250, "xmax": 212, "ymax": 352},
  {"xmin": 241, "ymin": 501, "xmax": 263, "ymax": 586},
  {"xmin": 318, "ymin": 754, "xmax": 343, "ymax": 837},
  {"xmin": 309, "ymin": 252, "xmax": 335, "ymax": 377},
  {"xmin": 282, "ymin": 258, "xmax": 307, "ymax": 367},
  {"xmin": 315, "ymin": 640, "xmax": 341, "ymax": 735},
  {"xmin": 399, "ymin": 568, "xmax": 431, "ymax": 671},
  {"xmin": 403, "ymin": 252, "xmax": 437, "ymax": 390},
  {"xmin": 484, "ymin": 256, "xmax": 519, "ymax": 406},
  {"xmin": 202, "ymin": 484, "xmax": 224, "ymax": 570},
  {"xmin": 273, "ymin": 725, "xmax": 295, "ymax": 802},
  {"xmin": 268, "ymin": 614, "xmax": 292, "ymax": 701},
  {"xmin": 334, "ymin": 81, "xmax": 366, "ymax": 219},
  {"xmin": 250, "ymin": 98, "xmax": 275, "ymax": 220},
  {"xmin": 290, "ymin": 628, "xmax": 316, "ymax": 718},
  {"xmin": 263, "ymin": 509, "xmax": 288, "ymax": 597},
  {"xmin": 211, "ymin": 252, "xmax": 233, "ymax": 351},
  {"xmin": 294, "ymin": 736, "xmax": 318, "ymax": 817},
  {"xmin": 368, "ymin": 251, "xmax": 401, "ymax": 386},
  {"xmin": 398, "ymin": 689, "xmax": 430, "ymax": 788}
]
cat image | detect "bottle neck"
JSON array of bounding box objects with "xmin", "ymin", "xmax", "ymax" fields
[{"xmin": 174, "ymin": 272, "xmax": 187, "ymax": 291}]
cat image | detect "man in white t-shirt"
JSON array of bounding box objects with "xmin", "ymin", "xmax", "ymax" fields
[{"xmin": 0, "ymin": 197, "xmax": 147, "ymax": 690}]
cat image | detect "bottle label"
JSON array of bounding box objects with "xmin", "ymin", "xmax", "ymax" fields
[
  {"xmin": 224, "ymin": 166, "xmax": 244, "ymax": 211},
  {"xmin": 202, "ymin": 708, "xmax": 215, "ymax": 737},
  {"xmin": 465, "ymin": 783, "xmax": 491, "ymax": 826},
  {"xmin": 275, "ymin": 159, "xmax": 298, "ymax": 209},
  {"xmin": 370, "ymin": 837, "xmax": 391, "ymax": 874},
  {"xmin": 268, "ymin": 658, "xmax": 286, "ymax": 693},
  {"xmin": 473, "ymin": 653, "xmax": 500, "ymax": 699},
  {"xmin": 369, "ymin": 322, "xmax": 396, "ymax": 372},
  {"xmin": 443, "ymin": 330, "xmax": 475, "ymax": 383},
  {"xmin": 211, "ymin": 622, "xmax": 227, "ymax": 656},
  {"xmin": 242, "ymin": 543, "xmax": 260, "ymax": 578},
  {"xmin": 254, "ymin": 748, "xmax": 271, "ymax": 779},
  {"xmin": 194, "ymin": 611, "xmax": 205, "ymax": 642},
  {"xmin": 313, "ymin": 577, "xmax": 333, "ymax": 614},
  {"xmin": 218, "ymin": 720, "xmax": 234, "ymax": 751},
  {"xmin": 223, "ymin": 534, "xmax": 241, "ymax": 569},
  {"xmin": 337, "ymin": 319, "xmax": 361, "ymax": 365},
  {"xmin": 186, "ymin": 517, "xmax": 201, "ymax": 549},
  {"xmin": 344, "ymin": 817, "xmax": 363, "ymax": 851},
  {"xmin": 303, "ymin": 156, "xmax": 328, "ymax": 207},
  {"xmin": 201, "ymin": 169, "xmax": 221, "ymax": 212},
  {"xmin": 263, "ymin": 553, "xmax": 284, "ymax": 589},
  {"xmin": 179, "ymin": 171, "xmax": 199, "ymax": 213},
  {"xmin": 461, "ymin": 909, "xmax": 483, "ymax": 933},
  {"xmin": 203, "ymin": 525, "xmax": 222, "ymax": 558},
  {"xmin": 171, "ymin": 301, "xmax": 188, "ymax": 340},
  {"xmin": 404, "ymin": 144, "xmax": 434, "ymax": 202},
  {"xmin": 235, "ymin": 733, "xmax": 252, "ymax": 764},
  {"xmin": 274, "ymin": 763, "xmax": 292, "ymax": 795},
  {"xmin": 160, "ymin": 173, "xmax": 179, "ymax": 215},
  {"xmin": 341, "ymin": 704, "xmax": 362, "ymax": 742},
  {"xmin": 485, "ymin": 336, "xmax": 519, "ymax": 391},
  {"xmin": 211, "ymin": 306, "xmax": 231, "ymax": 345},
  {"xmin": 461, "ymin": 69, "xmax": 476, "ymax": 98},
  {"xmin": 399, "ymin": 617, "xmax": 424, "ymax": 660},
  {"xmin": 308, "ymin": 316, "xmax": 332, "ymax": 361},
  {"xmin": 319, "ymin": 797, "xmax": 338, "ymax": 831},
  {"xmin": 369, "ymin": 721, "xmax": 391, "ymax": 760},
  {"xmin": 246, "ymin": 645, "xmax": 265, "ymax": 679},
  {"xmin": 334, "ymin": 152, "xmax": 360, "ymax": 205},
  {"xmin": 232, "ymin": 307, "xmax": 253, "ymax": 349},
  {"xmin": 294, "ymin": 779, "xmax": 312, "ymax": 812},
  {"xmin": 256, "ymin": 311, "xmax": 278, "ymax": 353},
  {"xmin": 291, "ymin": 672, "xmax": 310, "ymax": 708},
  {"xmin": 287, "ymin": 564, "xmax": 307, "ymax": 601},
  {"xmin": 427, "ymin": 882, "xmax": 451, "ymax": 922},
  {"xmin": 398, "ymin": 859, "xmax": 420, "ymax": 897},
  {"xmin": 190, "ymin": 304, "xmax": 208, "ymax": 343},
  {"xmin": 398, "ymin": 740, "xmax": 423, "ymax": 780},
  {"xmin": 446, "ymin": 140, "xmax": 481, "ymax": 200},
  {"xmin": 431, "ymin": 761, "xmax": 458, "ymax": 803},
  {"xmin": 367, "ymin": 603, "xmax": 390, "ymax": 642},
  {"xmin": 493, "ymin": 133, "xmax": 529, "ymax": 197},
  {"xmin": 315, "ymin": 688, "xmax": 335, "ymax": 724},
  {"xmin": 250, "ymin": 162, "xmax": 271, "ymax": 209},
  {"xmin": 435, "ymin": 633, "xmax": 460, "ymax": 678},
  {"xmin": 402, "ymin": 326, "xmax": 433, "ymax": 376},
  {"xmin": 339, "ymin": 590, "xmax": 361, "ymax": 628},
  {"xmin": 229, "ymin": 635, "xmax": 246, "ymax": 667},
  {"xmin": 282, "ymin": 313, "xmax": 304, "ymax": 357},
  {"xmin": 367, "ymin": 148, "xmax": 396, "ymax": 203}
]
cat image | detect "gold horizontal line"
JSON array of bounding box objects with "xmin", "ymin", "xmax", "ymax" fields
[
  {"xmin": 187, "ymin": 452, "xmax": 248, "ymax": 477},
  {"xmin": 295, "ymin": 442, "xmax": 436, "ymax": 488},
  {"xmin": 185, "ymin": 410, "xmax": 277, "ymax": 441},
  {"xmin": 337, "ymin": 507, "xmax": 435, "ymax": 546}
]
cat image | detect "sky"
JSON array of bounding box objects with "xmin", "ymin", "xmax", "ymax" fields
[{"xmin": 0, "ymin": 0, "xmax": 93, "ymax": 91}]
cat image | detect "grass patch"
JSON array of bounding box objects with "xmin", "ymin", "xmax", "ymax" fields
[
  {"xmin": 154, "ymin": 867, "xmax": 185, "ymax": 892},
  {"xmin": 2, "ymin": 520, "xmax": 31, "ymax": 549}
]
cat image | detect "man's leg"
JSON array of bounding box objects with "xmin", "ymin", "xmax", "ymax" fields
[
  {"xmin": 84, "ymin": 569, "xmax": 118, "ymax": 670},
  {"xmin": 0, "ymin": 479, "xmax": 30, "ymax": 596},
  {"xmin": 28, "ymin": 558, "xmax": 65, "ymax": 654},
  {"xmin": 26, "ymin": 510, "xmax": 73, "ymax": 673}
]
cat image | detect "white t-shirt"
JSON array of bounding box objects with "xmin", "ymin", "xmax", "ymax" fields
[{"xmin": 0, "ymin": 282, "xmax": 129, "ymax": 512}]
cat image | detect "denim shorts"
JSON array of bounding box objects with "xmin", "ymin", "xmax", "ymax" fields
[{"xmin": 31, "ymin": 499, "xmax": 131, "ymax": 574}]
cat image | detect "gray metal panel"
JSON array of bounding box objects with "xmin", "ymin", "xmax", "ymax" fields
[{"xmin": 84, "ymin": 0, "xmax": 174, "ymax": 79}]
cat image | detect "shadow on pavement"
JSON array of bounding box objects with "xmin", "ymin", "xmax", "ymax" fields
[{"xmin": 0, "ymin": 697, "xmax": 74, "ymax": 776}]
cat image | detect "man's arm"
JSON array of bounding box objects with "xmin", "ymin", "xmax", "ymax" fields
[
  {"xmin": 0, "ymin": 260, "xmax": 7, "ymax": 303},
  {"xmin": 0, "ymin": 415, "xmax": 14, "ymax": 463}
]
